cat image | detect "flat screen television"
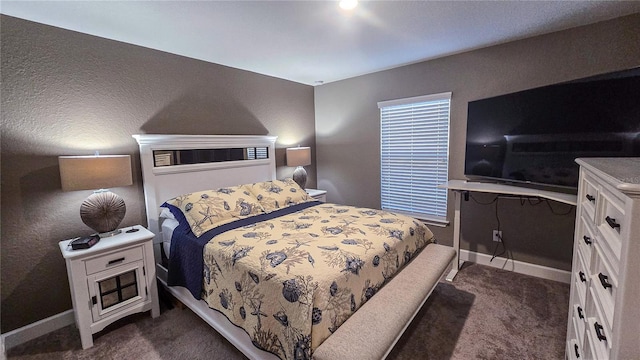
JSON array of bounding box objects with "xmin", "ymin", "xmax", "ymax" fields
[{"xmin": 464, "ymin": 67, "xmax": 640, "ymax": 193}]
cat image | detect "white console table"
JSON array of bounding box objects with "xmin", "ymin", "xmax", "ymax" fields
[{"xmin": 438, "ymin": 180, "xmax": 577, "ymax": 281}]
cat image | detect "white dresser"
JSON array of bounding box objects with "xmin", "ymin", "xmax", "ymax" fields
[{"xmin": 566, "ymin": 158, "xmax": 640, "ymax": 360}]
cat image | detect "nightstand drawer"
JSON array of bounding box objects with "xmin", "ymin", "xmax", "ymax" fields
[{"xmin": 85, "ymin": 246, "xmax": 144, "ymax": 275}]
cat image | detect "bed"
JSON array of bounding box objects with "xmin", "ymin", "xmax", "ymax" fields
[{"xmin": 133, "ymin": 134, "xmax": 455, "ymax": 360}]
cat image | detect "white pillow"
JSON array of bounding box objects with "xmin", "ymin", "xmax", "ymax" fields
[{"xmin": 159, "ymin": 207, "xmax": 176, "ymax": 220}]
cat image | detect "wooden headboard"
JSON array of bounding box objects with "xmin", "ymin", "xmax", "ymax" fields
[{"xmin": 133, "ymin": 134, "xmax": 278, "ymax": 260}]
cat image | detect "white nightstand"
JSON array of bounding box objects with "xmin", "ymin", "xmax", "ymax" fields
[
  {"xmin": 306, "ymin": 188, "xmax": 327, "ymax": 202},
  {"xmin": 59, "ymin": 225, "xmax": 160, "ymax": 349}
]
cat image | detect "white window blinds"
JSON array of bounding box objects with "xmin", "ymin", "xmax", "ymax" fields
[{"xmin": 378, "ymin": 92, "xmax": 451, "ymax": 223}]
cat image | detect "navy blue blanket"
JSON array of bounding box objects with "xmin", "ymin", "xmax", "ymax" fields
[{"xmin": 162, "ymin": 201, "xmax": 321, "ymax": 299}]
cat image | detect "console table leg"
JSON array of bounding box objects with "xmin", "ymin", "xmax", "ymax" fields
[{"xmin": 446, "ymin": 190, "xmax": 463, "ymax": 281}]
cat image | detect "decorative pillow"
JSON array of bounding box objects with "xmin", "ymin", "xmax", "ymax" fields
[
  {"xmin": 247, "ymin": 178, "xmax": 312, "ymax": 212},
  {"xmin": 164, "ymin": 185, "xmax": 264, "ymax": 237}
]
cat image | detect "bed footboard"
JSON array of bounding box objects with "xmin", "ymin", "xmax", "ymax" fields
[{"xmin": 312, "ymin": 243, "xmax": 456, "ymax": 360}]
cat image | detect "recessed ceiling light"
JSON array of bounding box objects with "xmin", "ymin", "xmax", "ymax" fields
[{"xmin": 339, "ymin": 0, "xmax": 358, "ymax": 11}]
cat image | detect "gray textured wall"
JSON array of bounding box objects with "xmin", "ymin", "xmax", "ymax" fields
[
  {"xmin": 0, "ymin": 15, "xmax": 315, "ymax": 333},
  {"xmin": 314, "ymin": 14, "xmax": 640, "ymax": 269}
]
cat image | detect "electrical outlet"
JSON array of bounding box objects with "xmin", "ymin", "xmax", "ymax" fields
[{"xmin": 493, "ymin": 230, "xmax": 502, "ymax": 242}]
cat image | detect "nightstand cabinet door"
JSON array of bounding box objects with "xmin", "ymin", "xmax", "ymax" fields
[{"xmin": 88, "ymin": 259, "xmax": 147, "ymax": 321}]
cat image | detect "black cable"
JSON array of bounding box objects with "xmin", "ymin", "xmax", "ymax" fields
[
  {"xmin": 527, "ymin": 197, "xmax": 544, "ymax": 206},
  {"xmin": 473, "ymin": 193, "xmax": 573, "ymax": 216},
  {"xmin": 469, "ymin": 191, "xmax": 572, "ymax": 262},
  {"xmin": 490, "ymin": 235, "xmax": 506, "ymax": 262},
  {"xmin": 495, "ymin": 196, "xmax": 501, "ymax": 231},
  {"xmin": 520, "ymin": 196, "xmax": 573, "ymax": 216},
  {"xmin": 469, "ymin": 193, "xmax": 506, "ymax": 261},
  {"xmin": 469, "ymin": 193, "xmax": 498, "ymax": 205},
  {"xmin": 490, "ymin": 196, "xmax": 506, "ymax": 262},
  {"xmin": 544, "ymin": 199, "xmax": 574, "ymax": 215}
]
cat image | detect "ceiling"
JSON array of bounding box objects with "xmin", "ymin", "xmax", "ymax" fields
[{"xmin": 2, "ymin": 1, "xmax": 639, "ymax": 86}]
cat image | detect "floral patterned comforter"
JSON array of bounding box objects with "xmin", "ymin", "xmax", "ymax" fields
[{"xmin": 198, "ymin": 203, "xmax": 434, "ymax": 359}]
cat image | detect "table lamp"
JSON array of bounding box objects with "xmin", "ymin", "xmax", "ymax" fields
[
  {"xmin": 59, "ymin": 154, "xmax": 133, "ymax": 237},
  {"xmin": 286, "ymin": 146, "xmax": 311, "ymax": 189}
]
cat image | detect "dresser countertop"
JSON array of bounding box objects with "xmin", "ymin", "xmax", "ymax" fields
[{"xmin": 576, "ymin": 158, "xmax": 640, "ymax": 194}]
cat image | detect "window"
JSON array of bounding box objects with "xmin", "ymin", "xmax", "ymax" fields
[{"xmin": 378, "ymin": 92, "xmax": 451, "ymax": 224}]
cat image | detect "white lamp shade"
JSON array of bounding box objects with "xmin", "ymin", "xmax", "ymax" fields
[
  {"xmin": 59, "ymin": 155, "xmax": 133, "ymax": 191},
  {"xmin": 286, "ymin": 147, "xmax": 311, "ymax": 167}
]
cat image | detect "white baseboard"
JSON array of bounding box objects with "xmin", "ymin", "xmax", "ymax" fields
[
  {"xmin": 460, "ymin": 249, "xmax": 571, "ymax": 284},
  {"xmin": 1, "ymin": 310, "xmax": 74, "ymax": 351}
]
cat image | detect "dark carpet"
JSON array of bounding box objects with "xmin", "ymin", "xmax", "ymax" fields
[{"xmin": 7, "ymin": 263, "xmax": 569, "ymax": 359}]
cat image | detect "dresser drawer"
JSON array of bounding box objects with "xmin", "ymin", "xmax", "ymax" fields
[
  {"xmin": 85, "ymin": 246, "xmax": 144, "ymax": 275},
  {"xmin": 583, "ymin": 325, "xmax": 598, "ymax": 360},
  {"xmin": 573, "ymin": 250, "xmax": 589, "ymax": 306},
  {"xmin": 572, "ymin": 302, "xmax": 587, "ymax": 346},
  {"xmin": 596, "ymin": 188, "xmax": 625, "ymax": 262},
  {"xmin": 587, "ymin": 286, "xmax": 613, "ymax": 359},
  {"xmin": 567, "ymin": 339, "xmax": 582, "ymax": 360},
  {"xmin": 576, "ymin": 215, "xmax": 595, "ymax": 265},
  {"xmin": 591, "ymin": 243, "xmax": 617, "ymax": 329},
  {"xmin": 580, "ymin": 174, "xmax": 599, "ymax": 223}
]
